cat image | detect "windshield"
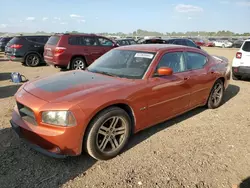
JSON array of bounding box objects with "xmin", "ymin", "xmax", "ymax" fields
[{"xmin": 87, "ymin": 49, "xmax": 156, "ymax": 79}]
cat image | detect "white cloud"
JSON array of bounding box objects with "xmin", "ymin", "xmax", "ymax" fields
[
  {"xmin": 77, "ymin": 19, "xmax": 86, "ymax": 23},
  {"xmin": 26, "ymin": 17, "xmax": 35, "ymax": 21},
  {"xmin": 42, "ymin": 17, "xmax": 48, "ymax": 21},
  {"xmin": 237, "ymin": 1, "xmax": 250, "ymax": 6},
  {"xmin": 60, "ymin": 22, "xmax": 68, "ymax": 25},
  {"xmin": 0, "ymin": 24, "xmax": 7, "ymax": 28},
  {"xmin": 54, "ymin": 17, "xmax": 61, "ymax": 20},
  {"xmin": 175, "ymin": 4, "xmax": 203, "ymax": 13},
  {"xmin": 70, "ymin": 14, "xmax": 83, "ymax": 18}
]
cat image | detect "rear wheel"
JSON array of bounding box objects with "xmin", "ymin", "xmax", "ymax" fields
[
  {"xmin": 84, "ymin": 107, "xmax": 132, "ymax": 160},
  {"xmin": 25, "ymin": 53, "xmax": 41, "ymax": 67},
  {"xmin": 70, "ymin": 57, "xmax": 87, "ymax": 70},
  {"xmin": 207, "ymin": 80, "xmax": 224, "ymax": 109}
]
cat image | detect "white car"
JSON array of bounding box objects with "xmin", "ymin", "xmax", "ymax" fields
[
  {"xmin": 232, "ymin": 39, "xmax": 250, "ymax": 80},
  {"xmin": 214, "ymin": 40, "xmax": 233, "ymax": 48}
]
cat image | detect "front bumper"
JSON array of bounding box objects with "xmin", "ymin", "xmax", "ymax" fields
[
  {"xmin": 10, "ymin": 120, "xmax": 68, "ymax": 158},
  {"xmin": 232, "ymin": 66, "xmax": 250, "ymax": 76}
]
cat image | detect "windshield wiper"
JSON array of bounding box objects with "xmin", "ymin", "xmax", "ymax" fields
[{"xmin": 95, "ymin": 71, "xmax": 119, "ymax": 77}]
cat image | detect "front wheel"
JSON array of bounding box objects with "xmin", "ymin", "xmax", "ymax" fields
[
  {"xmin": 207, "ymin": 80, "xmax": 224, "ymax": 109},
  {"xmin": 84, "ymin": 107, "xmax": 132, "ymax": 160},
  {"xmin": 25, "ymin": 53, "xmax": 41, "ymax": 67}
]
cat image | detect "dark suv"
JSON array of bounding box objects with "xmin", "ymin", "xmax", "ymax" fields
[
  {"xmin": 0, "ymin": 37, "xmax": 13, "ymax": 52},
  {"xmin": 5, "ymin": 35, "xmax": 50, "ymax": 66},
  {"xmin": 138, "ymin": 38, "xmax": 201, "ymax": 49},
  {"xmin": 44, "ymin": 33, "xmax": 119, "ymax": 70}
]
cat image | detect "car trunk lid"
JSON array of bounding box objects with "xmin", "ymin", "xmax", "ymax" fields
[
  {"xmin": 240, "ymin": 41, "xmax": 250, "ymax": 66},
  {"xmin": 44, "ymin": 35, "xmax": 61, "ymax": 58}
]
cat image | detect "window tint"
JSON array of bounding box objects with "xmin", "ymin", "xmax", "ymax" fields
[
  {"xmin": 186, "ymin": 40, "xmax": 197, "ymax": 48},
  {"xmin": 185, "ymin": 52, "xmax": 207, "ymax": 70},
  {"xmin": 173, "ymin": 39, "xmax": 186, "ymax": 46},
  {"xmin": 157, "ymin": 52, "xmax": 186, "ymax": 73},
  {"xmin": 97, "ymin": 37, "xmax": 113, "ymax": 46},
  {"xmin": 117, "ymin": 40, "xmax": 129, "ymax": 46},
  {"xmin": 68, "ymin": 36, "xmax": 98, "ymax": 46},
  {"xmin": 47, "ymin": 36, "xmax": 60, "ymax": 45},
  {"xmin": 26, "ymin": 37, "xmax": 38, "ymax": 42},
  {"xmin": 242, "ymin": 41, "xmax": 250, "ymax": 52}
]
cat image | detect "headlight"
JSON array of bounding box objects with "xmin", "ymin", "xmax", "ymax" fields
[{"xmin": 42, "ymin": 111, "xmax": 76, "ymax": 126}]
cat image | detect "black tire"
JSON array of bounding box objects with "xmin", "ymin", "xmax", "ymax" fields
[
  {"xmin": 84, "ymin": 107, "xmax": 132, "ymax": 160},
  {"xmin": 25, "ymin": 53, "xmax": 41, "ymax": 67},
  {"xmin": 70, "ymin": 57, "xmax": 87, "ymax": 70},
  {"xmin": 207, "ymin": 79, "xmax": 224, "ymax": 109},
  {"xmin": 232, "ymin": 74, "xmax": 241, "ymax": 80}
]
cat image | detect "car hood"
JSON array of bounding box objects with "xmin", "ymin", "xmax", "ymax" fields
[{"xmin": 24, "ymin": 70, "xmax": 130, "ymax": 103}]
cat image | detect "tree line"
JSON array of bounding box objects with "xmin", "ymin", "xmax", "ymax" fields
[{"xmin": 1, "ymin": 29, "xmax": 249, "ymax": 37}]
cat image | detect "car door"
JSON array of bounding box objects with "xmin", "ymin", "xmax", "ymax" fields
[
  {"xmin": 146, "ymin": 51, "xmax": 192, "ymax": 124},
  {"xmin": 184, "ymin": 51, "xmax": 215, "ymax": 107},
  {"xmin": 96, "ymin": 36, "xmax": 115, "ymax": 55}
]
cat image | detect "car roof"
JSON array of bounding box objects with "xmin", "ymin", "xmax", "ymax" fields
[
  {"xmin": 244, "ymin": 39, "xmax": 250, "ymax": 42},
  {"xmin": 117, "ymin": 44, "xmax": 193, "ymax": 52}
]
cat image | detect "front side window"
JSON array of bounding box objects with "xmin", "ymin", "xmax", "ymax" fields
[
  {"xmin": 87, "ymin": 49, "xmax": 155, "ymax": 79},
  {"xmin": 97, "ymin": 37, "xmax": 113, "ymax": 46},
  {"xmin": 173, "ymin": 39, "xmax": 186, "ymax": 46},
  {"xmin": 185, "ymin": 52, "xmax": 207, "ymax": 70},
  {"xmin": 156, "ymin": 52, "xmax": 186, "ymax": 73},
  {"xmin": 186, "ymin": 40, "xmax": 197, "ymax": 48}
]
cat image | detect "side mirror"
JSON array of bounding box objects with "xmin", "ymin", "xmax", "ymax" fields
[
  {"xmin": 197, "ymin": 46, "xmax": 201, "ymax": 49},
  {"xmin": 113, "ymin": 43, "xmax": 119, "ymax": 47},
  {"xmin": 156, "ymin": 67, "xmax": 173, "ymax": 76}
]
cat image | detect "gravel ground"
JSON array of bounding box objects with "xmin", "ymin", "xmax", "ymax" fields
[{"xmin": 0, "ymin": 48, "xmax": 249, "ymax": 188}]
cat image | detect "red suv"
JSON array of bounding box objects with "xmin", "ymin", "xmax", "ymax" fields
[{"xmin": 44, "ymin": 33, "xmax": 118, "ymax": 70}]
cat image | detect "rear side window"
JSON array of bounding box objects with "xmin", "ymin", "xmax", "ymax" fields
[
  {"xmin": 68, "ymin": 36, "xmax": 98, "ymax": 46},
  {"xmin": 7, "ymin": 37, "xmax": 23, "ymax": 44},
  {"xmin": 47, "ymin": 36, "xmax": 60, "ymax": 45},
  {"xmin": 242, "ymin": 41, "xmax": 250, "ymax": 52},
  {"xmin": 185, "ymin": 52, "xmax": 207, "ymax": 70},
  {"xmin": 173, "ymin": 39, "xmax": 186, "ymax": 46}
]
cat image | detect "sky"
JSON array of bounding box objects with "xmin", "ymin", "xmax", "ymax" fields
[{"xmin": 0, "ymin": 0, "xmax": 249, "ymax": 33}]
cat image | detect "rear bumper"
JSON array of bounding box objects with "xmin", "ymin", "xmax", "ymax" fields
[
  {"xmin": 232, "ymin": 66, "xmax": 250, "ymax": 76},
  {"xmin": 44, "ymin": 56, "xmax": 69, "ymax": 68},
  {"xmin": 5, "ymin": 54, "xmax": 24, "ymax": 62}
]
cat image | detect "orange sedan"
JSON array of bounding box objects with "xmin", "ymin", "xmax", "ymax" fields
[{"xmin": 10, "ymin": 44, "xmax": 231, "ymax": 160}]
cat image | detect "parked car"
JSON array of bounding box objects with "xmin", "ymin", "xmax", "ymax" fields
[
  {"xmin": 116, "ymin": 38, "xmax": 137, "ymax": 46},
  {"xmin": 0, "ymin": 37, "xmax": 13, "ymax": 52},
  {"xmin": 5, "ymin": 35, "xmax": 50, "ymax": 66},
  {"xmin": 10, "ymin": 44, "xmax": 230, "ymax": 160},
  {"xmin": 204, "ymin": 40, "xmax": 215, "ymax": 47},
  {"xmin": 213, "ymin": 40, "xmax": 233, "ymax": 48},
  {"xmin": 137, "ymin": 38, "xmax": 201, "ymax": 49},
  {"xmin": 232, "ymin": 39, "xmax": 250, "ymax": 80},
  {"xmin": 44, "ymin": 33, "xmax": 119, "ymax": 70},
  {"xmin": 164, "ymin": 38, "xmax": 202, "ymax": 49},
  {"xmin": 232, "ymin": 39, "xmax": 244, "ymax": 48},
  {"xmin": 193, "ymin": 39, "xmax": 206, "ymax": 47}
]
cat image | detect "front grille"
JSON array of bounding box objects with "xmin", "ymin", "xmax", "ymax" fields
[{"xmin": 17, "ymin": 102, "xmax": 37, "ymax": 125}]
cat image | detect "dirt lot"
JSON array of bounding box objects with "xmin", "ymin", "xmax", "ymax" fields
[{"xmin": 0, "ymin": 48, "xmax": 249, "ymax": 188}]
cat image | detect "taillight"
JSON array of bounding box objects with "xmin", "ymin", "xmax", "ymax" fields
[
  {"xmin": 10, "ymin": 44, "xmax": 23, "ymax": 49},
  {"xmin": 236, "ymin": 52, "xmax": 242, "ymax": 59},
  {"xmin": 54, "ymin": 47, "xmax": 66, "ymax": 55}
]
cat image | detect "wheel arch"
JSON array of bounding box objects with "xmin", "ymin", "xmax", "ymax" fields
[
  {"xmin": 69, "ymin": 55, "xmax": 87, "ymax": 67},
  {"xmin": 24, "ymin": 51, "xmax": 42, "ymax": 62},
  {"xmin": 82, "ymin": 102, "xmax": 136, "ymax": 142}
]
